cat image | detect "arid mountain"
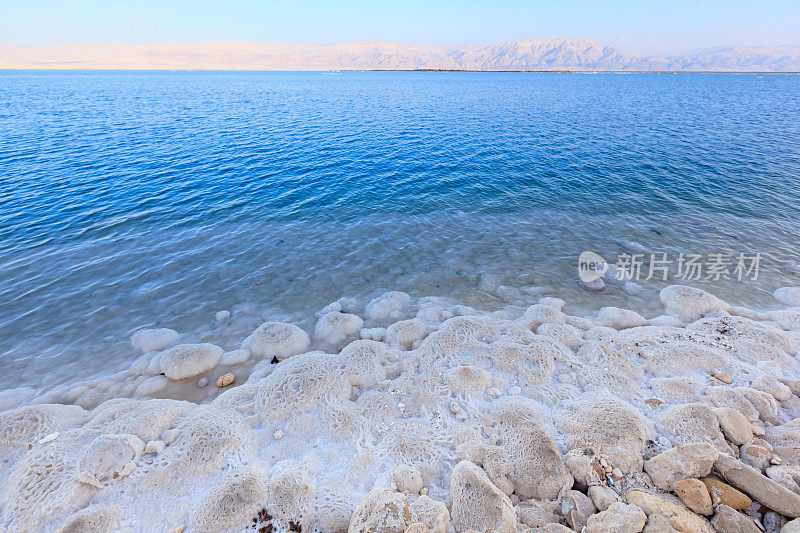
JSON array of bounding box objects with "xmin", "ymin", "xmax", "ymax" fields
[{"xmin": 1, "ymin": 38, "xmax": 799, "ymax": 71}]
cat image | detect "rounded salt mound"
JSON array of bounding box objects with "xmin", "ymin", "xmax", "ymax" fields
[
  {"xmin": 130, "ymin": 327, "xmax": 179, "ymax": 353},
  {"xmin": 659, "ymin": 285, "xmax": 731, "ymax": 320},
  {"xmin": 158, "ymin": 343, "xmax": 223, "ymax": 380},
  {"xmin": 241, "ymin": 321, "xmax": 311, "ymax": 361}
]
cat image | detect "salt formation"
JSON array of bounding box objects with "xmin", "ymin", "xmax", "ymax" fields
[{"xmin": 2, "ymin": 285, "xmax": 800, "ymax": 532}]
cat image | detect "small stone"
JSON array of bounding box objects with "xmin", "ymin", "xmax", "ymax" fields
[
  {"xmin": 673, "ymin": 478, "xmax": 713, "ymax": 516},
  {"xmin": 588, "ymin": 485, "xmax": 620, "ymax": 512},
  {"xmin": 711, "ymin": 504, "xmax": 761, "ymax": 533},
  {"xmin": 450, "ymin": 401, "xmax": 461, "ymax": 414},
  {"xmin": 215, "ymin": 310, "xmax": 230, "ymax": 323},
  {"xmin": 772, "ymin": 456, "xmax": 783, "ymax": 465},
  {"xmin": 709, "ymin": 370, "xmax": 732, "ymax": 384},
  {"xmin": 582, "ymin": 278, "xmax": 605, "ymax": 291},
  {"xmin": 701, "ymin": 476, "xmax": 752, "ymax": 510},
  {"xmin": 585, "ymin": 502, "xmax": 646, "ymax": 533},
  {"xmin": 167, "ymin": 526, "xmax": 186, "ymax": 533},
  {"xmin": 645, "ymin": 398, "xmax": 663, "ymax": 407},
  {"xmin": 715, "ymin": 407, "xmax": 754, "ymax": 445},
  {"xmin": 216, "ymin": 373, "xmax": 234, "ymax": 387},
  {"xmin": 273, "ymin": 429, "xmax": 283, "ymax": 440},
  {"xmin": 144, "ymin": 440, "xmax": 165, "ymax": 454},
  {"xmin": 196, "ymin": 377, "xmax": 208, "ymax": 388},
  {"xmin": 488, "ymin": 387, "xmax": 501, "ymax": 398},
  {"xmin": 38, "ymin": 432, "xmax": 59, "ymax": 444}
]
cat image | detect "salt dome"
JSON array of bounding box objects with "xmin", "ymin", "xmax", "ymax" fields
[{"xmin": 241, "ymin": 321, "xmax": 311, "ymax": 361}]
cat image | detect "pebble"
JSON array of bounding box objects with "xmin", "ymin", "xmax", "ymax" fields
[
  {"xmin": 214, "ymin": 310, "xmax": 230, "ymax": 323},
  {"xmin": 144, "ymin": 440, "xmax": 165, "ymax": 454},
  {"xmin": 449, "ymin": 401, "xmax": 461, "ymax": 414},
  {"xmin": 196, "ymin": 377, "xmax": 208, "ymax": 388},
  {"xmin": 216, "ymin": 373, "xmax": 234, "ymax": 387},
  {"xmin": 38, "ymin": 432, "xmax": 59, "ymax": 444},
  {"xmin": 167, "ymin": 526, "xmax": 186, "ymax": 533},
  {"xmin": 582, "ymin": 278, "xmax": 605, "ymax": 291},
  {"xmin": 273, "ymin": 429, "xmax": 284, "ymax": 440},
  {"xmin": 673, "ymin": 478, "xmax": 713, "ymax": 515},
  {"xmin": 701, "ymin": 476, "xmax": 752, "ymax": 510},
  {"xmin": 709, "ymin": 370, "xmax": 733, "ymax": 384}
]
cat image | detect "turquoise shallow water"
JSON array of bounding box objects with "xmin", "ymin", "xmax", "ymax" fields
[{"xmin": 1, "ymin": 71, "xmax": 799, "ymax": 391}]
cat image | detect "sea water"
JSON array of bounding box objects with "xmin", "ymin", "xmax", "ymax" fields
[{"xmin": 1, "ymin": 71, "xmax": 799, "ymax": 393}]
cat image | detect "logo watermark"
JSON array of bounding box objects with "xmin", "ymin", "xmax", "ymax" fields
[{"xmin": 579, "ymin": 251, "xmax": 761, "ymax": 282}]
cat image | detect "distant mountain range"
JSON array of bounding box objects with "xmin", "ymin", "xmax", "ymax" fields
[{"xmin": 2, "ymin": 38, "xmax": 799, "ymax": 71}]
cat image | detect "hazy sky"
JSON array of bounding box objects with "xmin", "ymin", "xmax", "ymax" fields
[{"xmin": 1, "ymin": 0, "xmax": 799, "ymax": 55}]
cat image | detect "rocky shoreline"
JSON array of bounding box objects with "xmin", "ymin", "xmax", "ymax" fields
[{"xmin": 1, "ymin": 284, "xmax": 800, "ymax": 532}]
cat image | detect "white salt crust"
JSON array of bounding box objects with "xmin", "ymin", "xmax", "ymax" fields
[{"xmin": 1, "ymin": 285, "xmax": 800, "ymax": 531}]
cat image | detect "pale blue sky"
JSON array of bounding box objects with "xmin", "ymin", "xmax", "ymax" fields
[{"xmin": 1, "ymin": 0, "xmax": 799, "ymax": 55}]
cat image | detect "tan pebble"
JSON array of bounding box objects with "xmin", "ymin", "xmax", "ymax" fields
[
  {"xmin": 216, "ymin": 373, "xmax": 234, "ymax": 387},
  {"xmin": 167, "ymin": 526, "xmax": 186, "ymax": 533},
  {"xmin": 673, "ymin": 478, "xmax": 713, "ymax": 515},
  {"xmin": 487, "ymin": 387, "xmax": 501, "ymax": 398},
  {"xmin": 771, "ymin": 456, "xmax": 783, "ymax": 465},
  {"xmin": 450, "ymin": 401, "xmax": 461, "ymax": 414},
  {"xmin": 273, "ymin": 429, "xmax": 283, "ymax": 440},
  {"xmin": 645, "ymin": 397, "xmax": 663, "ymax": 407},
  {"xmin": 701, "ymin": 476, "xmax": 752, "ymax": 510},
  {"xmin": 709, "ymin": 370, "xmax": 732, "ymax": 384}
]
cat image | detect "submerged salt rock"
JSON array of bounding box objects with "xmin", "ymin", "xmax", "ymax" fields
[
  {"xmin": 775, "ymin": 287, "xmax": 800, "ymax": 307},
  {"xmin": 130, "ymin": 328, "xmax": 179, "ymax": 353},
  {"xmin": 659, "ymin": 285, "xmax": 730, "ymax": 320},
  {"xmin": 241, "ymin": 321, "xmax": 311, "ymax": 360},
  {"xmin": 348, "ymin": 489, "xmax": 411, "ymax": 533},
  {"xmin": 159, "ymin": 343, "xmax": 223, "ymax": 380},
  {"xmin": 596, "ymin": 307, "xmax": 647, "ymax": 330},
  {"xmin": 450, "ymin": 460, "xmax": 516, "ymax": 533},
  {"xmin": 585, "ymin": 502, "xmax": 646, "ymax": 533},
  {"xmin": 714, "ymin": 454, "xmax": 800, "ymax": 517},
  {"xmin": 75, "ymin": 434, "xmax": 145, "ymax": 488},
  {"xmin": 643, "ymin": 442, "xmax": 718, "ymax": 491},
  {"xmin": 365, "ymin": 291, "xmax": 411, "ymax": 323},
  {"xmin": 220, "ymin": 349, "xmax": 250, "ymax": 366},
  {"xmin": 626, "ymin": 490, "xmax": 714, "ymax": 533},
  {"xmin": 314, "ymin": 311, "xmax": 364, "ymax": 348}
]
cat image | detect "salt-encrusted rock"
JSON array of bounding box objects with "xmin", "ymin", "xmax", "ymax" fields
[
  {"xmin": 449, "ymin": 461, "xmax": 516, "ymax": 533},
  {"xmin": 786, "ymin": 381, "xmax": 800, "ymax": 398},
  {"xmin": 707, "ymin": 387, "xmax": 759, "ymax": 422},
  {"xmin": 596, "ymin": 307, "xmax": 647, "ymax": 330},
  {"xmin": 643, "ymin": 442, "xmax": 718, "ymax": 491},
  {"xmin": 589, "ymin": 485, "xmax": 621, "ymax": 512},
  {"xmin": 159, "ymin": 343, "xmax": 223, "ymax": 380},
  {"xmin": 740, "ymin": 443, "xmax": 772, "ymax": 472},
  {"xmin": 241, "ymin": 321, "xmax": 310, "ymax": 361},
  {"xmin": 517, "ymin": 498, "xmax": 560, "ymax": 528},
  {"xmin": 348, "ymin": 489, "xmax": 411, "ymax": 533},
  {"xmin": 763, "ymin": 511, "xmax": 786, "ymax": 532},
  {"xmin": 715, "ymin": 407, "xmax": 754, "ymax": 445},
  {"xmin": 774, "ymin": 287, "xmax": 800, "ymax": 307},
  {"xmin": 641, "ymin": 513, "xmax": 680, "ymax": 533},
  {"xmin": 739, "ymin": 388, "xmax": 779, "ymax": 425},
  {"xmin": 658, "ymin": 403, "xmax": 730, "ymax": 452},
  {"xmin": 365, "ymin": 291, "xmax": 411, "ymax": 323},
  {"xmin": 701, "ymin": 477, "xmax": 752, "ymax": 509},
  {"xmin": 672, "ymin": 478, "xmax": 712, "ymax": 516},
  {"xmin": 561, "ymin": 489, "xmax": 596, "ymax": 530},
  {"xmin": 219, "ymin": 349, "xmax": 249, "ymax": 366},
  {"xmin": 766, "ymin": 465, "xmax": 800, "ymax": 495},
  {"xmin": 75, "ymin": 434, "xmax": 145, "ymax": 488},
  {"xmin": 56, "ymin": 504, "xmax": 123, "ymax": 533},
  {"xmin": 130, "ymin": 328, "xmax": 179, "ymax": 353},
  {"xmin": 711, "ymin": 504, "xmax": 762, "ymax": 533},
  {"xmin": 530, "ymin": 525, "xmax": 573, "ymax": 533},
  {"xmin": 519, "ymin": 304, "xmax": 566, "ymax": 330},
  {"xmin": 392, "ymin": 465, "xmax": 423, "ymax": 494},
  {"xmin": 660, "ymin": 285, "xmax": 730, "ymax": 320},
  {"xmin": 385, "ymin": 319, "xmax": 427, "ymax": 350},
  {"xmin": 626, "ymin": 490, "xmax": 714, "ymax": 533},
  {"xmin": 753, "ymin": 376, "xmax": 793, "ymax": 402},
  {"xmin": 314, "ymin": 311, "xmax": 364, "ymax": 348},
  {"xmin": 586, "ymin": 502, "xmax": 646, "ymax": 533},
  {"xmin": 714, "ymin": 454, "xmax": 800, "ymax": 517},
  {"xmin": 783, "ymin": 517, "xmax": 800, "ymax": 532},
  {"xmin": 409, "ymin": 495, "xmax": 449, "ymax": 533}
]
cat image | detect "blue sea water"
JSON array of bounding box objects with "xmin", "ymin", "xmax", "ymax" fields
[{"xmin": 1, "ymin": 71, "xmax": 800, "ymax": 391}]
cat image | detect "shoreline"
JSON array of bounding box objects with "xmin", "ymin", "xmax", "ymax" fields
[{"xmin": 1, "ymin": 282, "xmax": 799, "ymax": 531}]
